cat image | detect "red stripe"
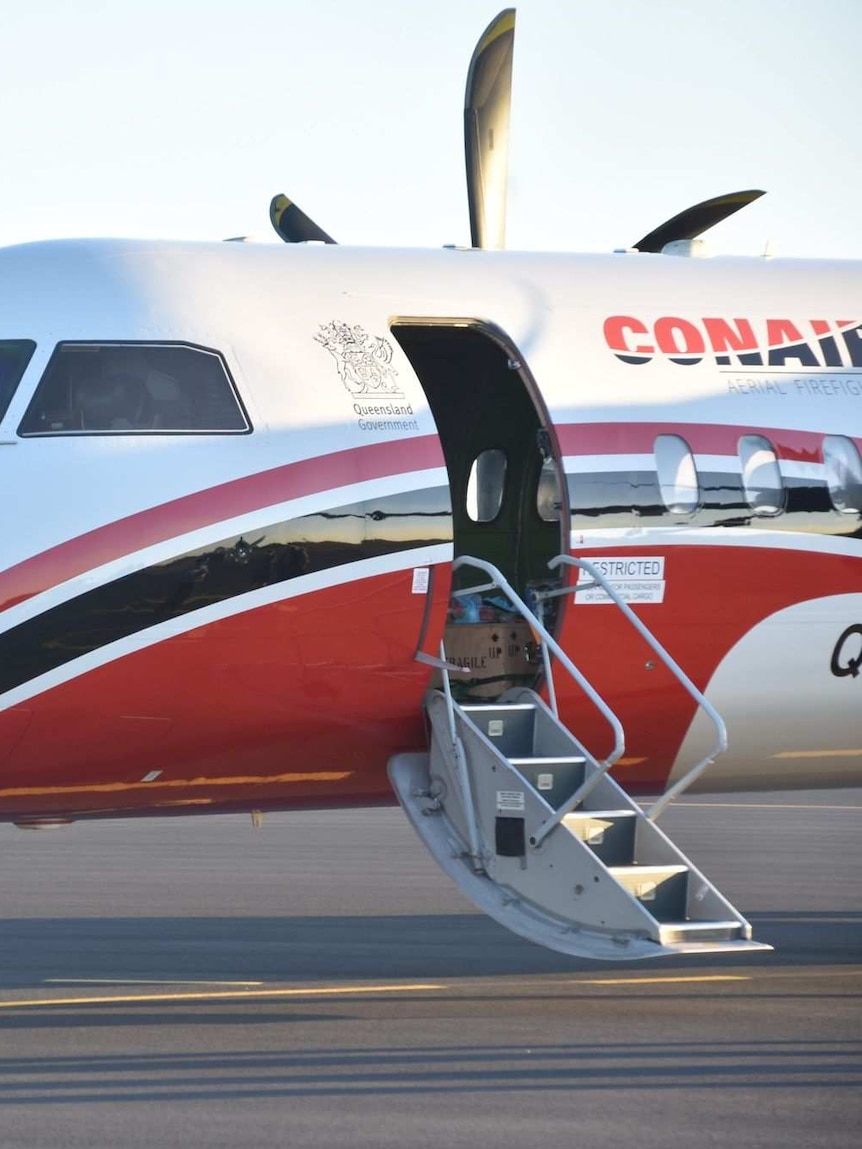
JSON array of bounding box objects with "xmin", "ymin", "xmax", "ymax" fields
[
  {"xmin": 0, "ymin": 435, "xmax": 445, "ymax": 614},
  {"xmin": 0, "ymin": 567, "xmax": 439, "ymax": 815},
  {"xmin": 3, "ymin": 541, "xmax": 860, "ymax": 816},
  {"xmin": 555, "ymin": 421, "xmax": 857, "ymax": 463}
]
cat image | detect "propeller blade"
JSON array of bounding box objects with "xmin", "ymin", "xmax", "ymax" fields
[
  {"xmin": 269, "ymin": 194, "xmax": 337, "ymax": 244},
  {"xmin": 464, "ymin": 8, "xmax": 516, "ymax": 250},
  {"xmin": 633, "ymin": 189, "xmax": 766, "ymax": 253}
]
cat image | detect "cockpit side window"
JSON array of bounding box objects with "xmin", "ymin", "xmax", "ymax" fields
[
  {"xmin": 0, "ymin": 340, "xmax": 36, "ymax": 423},
  {"xmin": 17, "ymin": 342, "xmax": 249, "ymax": 435}
]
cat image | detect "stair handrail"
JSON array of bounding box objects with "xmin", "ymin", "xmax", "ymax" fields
[
  {"xmin": 543, "ymin": 555, "xmax": 728, "ymax": 821},
  {"xmin": 449, "ymin": 556, "xmax": 626, "ymax": 848},
  {"xmin": 438, "ymin": 640, "xmax": 484, "ymax": 871}
]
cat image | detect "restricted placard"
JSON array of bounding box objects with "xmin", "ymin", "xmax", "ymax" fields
[{"xmin": 575, "ymin": 555, "xmax": 665, "ymax": 605}]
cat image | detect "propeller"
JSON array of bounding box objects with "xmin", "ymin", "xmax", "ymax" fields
[
  {"xmin": 266, "ymin": 11, "xmax": 764, "ymax": 257},
  {"xmin": 632, "ymin": 189, "xmax": 766, "ymax": 253},
  {"xmin": 464, "ymin": 8, "xmax": 516, "ymax": 250},
  {"xmin": 269, "ymin": 193, "xmax": 337, "ymax": 244}
]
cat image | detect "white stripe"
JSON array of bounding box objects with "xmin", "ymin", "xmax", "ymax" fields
[
  {"xmin": 699, "ymin": 454, "xmax": 827, "ymax": 482},
  {"xmin": 693, "ymin": 453, "xmax": 738, "ymax": 473},
  {"xmin": 778, "ymin": 459, "xmax": 826, "ymax": 482},
  {"xmin": 570, "ymin": 526, "xmax": 861, "ymax": 558},
  {"xmin": 0, "ymin": 467, "xmax": 449, "ymax": 637},
  {"xmin": 562, "ymin": 454, "xmax": 655, "ymax": 473},
  {"xmin": 0, "ymin": 542, "xmax": 453, "ymax": 713},
  {"xmin": 563, "ymin": 452, "xmax": 826, "ymax": 483}
]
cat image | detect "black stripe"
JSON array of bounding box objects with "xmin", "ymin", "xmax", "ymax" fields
[
  {"xmin": 0, "ymin": 487, "xmax": 452, "ymax": 696},
  {"xmin": 567, "ymin": 468, "xmax": 861, "ymax": 535}
]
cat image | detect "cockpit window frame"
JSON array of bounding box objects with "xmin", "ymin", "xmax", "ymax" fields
[
  {"xmin": 17, "ymin": 340, "xmax": 252, "ymax": 437},
  {"xmin": 0, "ymin": 339, "xmax": 37, "ymax": 425}
]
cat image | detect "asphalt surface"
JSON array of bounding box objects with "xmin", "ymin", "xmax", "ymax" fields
[{"xmin": 1, "ymin": 791, "xmax": 860, "ymax": 1148}]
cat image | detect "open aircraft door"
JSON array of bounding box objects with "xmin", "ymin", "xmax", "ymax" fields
[{"xmin": 392, "ymin": 319, "xmax": 570, "ymax": 700}]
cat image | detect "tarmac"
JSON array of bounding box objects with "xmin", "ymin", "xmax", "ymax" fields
[{"xmin": 1, "ymin": 790, "xmax": 860, "ymax": 1148}]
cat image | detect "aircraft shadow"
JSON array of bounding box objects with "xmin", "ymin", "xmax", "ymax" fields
[
  {"xmin": 0, "ymin": 909, "xmax": 859, "ymax": 992},
  {"xmin": 0, "ymin": 1038, "xmax": 860, "ymax": 1101}
]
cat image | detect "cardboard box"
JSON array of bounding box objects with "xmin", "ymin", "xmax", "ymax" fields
[{"xmin": 439, "ymin": 621, "xmax": 538, "ymax": 699}]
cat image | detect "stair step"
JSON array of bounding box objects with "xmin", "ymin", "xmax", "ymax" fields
[
  {"xmin": 661, "ymin": 938, "xmax": 774, "ymax": 956},
  {"xmin": 511, "ymin": 758, "xmax": 587, "ymax": 809},
  {"xmin": 658, "ymin": 920, "xmax": 745, "ymax": 945},
  {"xmin": 460, "ymin": 704, "xmax": 537, "ymax": 757},
  {"xmin": 461, "ymin": 702, "xmax": 537, "ymax": 709},
  {"xmin": 460, "ymin": 704, "xmax": 536, "ymax": 718},
  {"xmin": 563, "ymin": 809, "xmax": 637, "ymax": 865},
  {"xmin": 610, "ymin": 864, "xmax": 689, "ymax": 921},
  {"xmin": 509, "ymin": 756, "xmax": 585, "ymax": 765},
  {"xmin": 611, "ymin": 864, "xmax": 688, "ymax": 877}
]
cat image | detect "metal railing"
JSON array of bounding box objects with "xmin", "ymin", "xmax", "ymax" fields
[
  {"xmin": 438, "ymin": 554, "xmax": 727, "ymax": 844},
  {"xmin": 448, "ymin": 556, "xmax": 625, "ymax": 848},
  {"xmin": 538, "ymin": 555, "xmax": 728, "ymax": 821},
  {"xmin": 438, "ymin": 639, "xmax": 484, "ymax": 872}
]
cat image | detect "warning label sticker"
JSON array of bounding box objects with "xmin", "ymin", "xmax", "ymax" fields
[
  {"xmin": 496, "ymin": 790, "xmax": 526, "ymax": 812},
  {"xmin": 411, "ymin": 567, "xmax": 430, "ymax": 594},
  {"xmin": 574, "ymin": 555, "xmax": 665, "ymax": 605}
]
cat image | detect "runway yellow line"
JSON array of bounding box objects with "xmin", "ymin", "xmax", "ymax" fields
[
  {"xmin": 0, "ymin": 983, "xmax": 445, "ymax": 1010},
  {"xmin": 574, "ymin": 975, "xmax": 750, "ymax": 986},
  {"xmin": 772, "ymin": 749, "xmax": 862, "ymax": 759},
  {"xmin": 670, "ymin": 802, "xmax": 862, "ymax": 811},
  {"xmin": 44, "ymin": 978, "xmax": 264, "ymax": 987}
]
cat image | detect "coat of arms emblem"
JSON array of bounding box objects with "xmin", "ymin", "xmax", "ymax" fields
[{"xmin": 314, "ymin": 321, "xmax": 403, "ymax": 397}]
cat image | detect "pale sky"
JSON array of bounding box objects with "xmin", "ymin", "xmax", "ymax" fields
[{"xmin": 2, "ymin": 0, "xmax": 860, "ymax": 258}]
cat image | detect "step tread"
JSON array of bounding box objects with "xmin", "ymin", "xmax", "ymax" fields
[
  {"xmin": 510, "ymin": 756, "xmax": 586, "ymax": 766},
  {"xmin": 563, "ymin": 809, "xmax": 637, "ymax": 820},
  {"xmin": 661, "ymin": 939, "xmax": 773, "ymax": 955},
  {"xmin": 461, "ymin": 704, "xmax": 537, "ymax": 713},
  {"xmin": 610, "ymin": 864, "xmax": 688, "ymax": 877},
  {"xmin": 658, "ymin": 920, "xmax": 742, "ymax": 931}
]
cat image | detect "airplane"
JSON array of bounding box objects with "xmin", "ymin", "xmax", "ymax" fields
[{"xmin": 0, "ymin": 9, "xmax": 859, "ymax": 961}]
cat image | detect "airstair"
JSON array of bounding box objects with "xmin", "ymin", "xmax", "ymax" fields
[{"xmin": 390, "ymin": 555, "xmax": 771, "ymax": 961}]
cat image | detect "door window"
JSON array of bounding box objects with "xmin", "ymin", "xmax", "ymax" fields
[
  {"xmin": 536, "ymin": 457, "xmax": 562, "ymax": 522},
  {"xmin": 466, "ymin": 448, "xmax": 507, "ymax": 522}
]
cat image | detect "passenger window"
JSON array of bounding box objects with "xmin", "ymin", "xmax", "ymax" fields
[
  {"xmin": 0, "ymin": 340, "xmax": 36, "ymax": 422},
  {"xmin": 466, "ymin": 449, "xmax": 507, "ymax": 522},
  {"xmin": 18, "ymin": 343, "xmax": 249, "ymax": 435},
  {"xmin": 654, "ymin": 434, "xmax": 699, "ymax": 514},
  {"xmin": 822, "ymin": 435, "xmax": 862, "ymax": 514},
  {"xmin": 738, "ymin": 434, "xmax": 784, "ymax": 516},
  {"xmin": 536, "ymin": 458, "xmax": 562, "ymax": 521}
]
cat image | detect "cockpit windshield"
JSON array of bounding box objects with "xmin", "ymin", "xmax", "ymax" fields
[
  {"xmin": 17, "ymin": 342, "xmax": 249, "ymax": 435},
  {"xmin": 0, "ymin": 340, "xmax": 36, "ymax": 423}
]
